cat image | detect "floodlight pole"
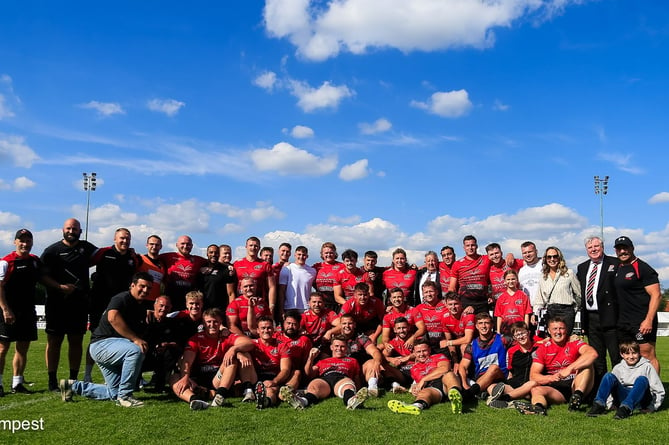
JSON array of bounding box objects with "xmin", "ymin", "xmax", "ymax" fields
[
  {"xmin": 594, "ymin": 175, "xmax": 609, "ymax": 242},
  {"xmin": 83, "ymin": 172, "xmax": 97, "ymax": 241}
]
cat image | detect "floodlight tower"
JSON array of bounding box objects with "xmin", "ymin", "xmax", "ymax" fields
[
  {"xmin": 593, "ymin": 175, "xmax": 609, "ymax": 242},
  {"xmin": 83, "ymin": 172, "xmax": 97, "ymax": 240}
]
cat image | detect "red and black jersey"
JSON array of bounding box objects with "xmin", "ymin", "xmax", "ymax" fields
[
  {"xmin": 441, "ymin": 312, "xmax": 475, "ymax": 339},
  {"xmin": 233, "ymin": 258, "xmax": 273, "ymax": 300},
  {"xmin": 315, "ymin": 356, "xmax": 360, "ymax": 379},
  {"xmin": 413, "ymin": 301, "xmax": 447, "ymax": 345},
  {"xmin": 340, "ymin": 296, "xmax": 385, "ymax": 324},
  {"xmin": 226, "ymin": 296, "xmax": 271, "ymax": 333},
  {"xmin": 489, "ymin": 259, "xmax": 521, "ymax": 300},
  {"xmin": 451, "ymin": 255, "xmax": 491, "ymax": 301},
  {"xmin": 300, "ymin": 308, "xmax": 338, "ymax": 345},
  {"xmin": 274, "ymin": 332, "xmax": 312, "ymax": 366},
  {"xmin": 313, "ymin": 262, "xmax": 345, "ymax": 296},
  {"xmin": 161, "ymin": 252, "xmax": 208, "ymax": 308},
  {"xmin": 0, "ymin": 252, "xmax": 44, "ymax": 310},
  {"xmin": 252, "ymin": 339, "xmax": 289, "ymax": 375},
  {"xmin": 185, "ymin": 331, "xmax": 239, "ymax": 367},
  {"xmin": 382, "ymin": 268, "xmax": 417, "ymax": 299},
  {"xmin": 336, "ymin": 267, "xmax": 371, "ymax": 300},
  {"xmin": 533, "ymin": 338, "xmax": 587, "ymax": 376},
  {"xmin": 438, "ymin": 262, "xmax": 453, "ymax": 295},
  {"xmin": 382, "ymin": 305, "xmax": 417, "ymax": 329},
  {"xmin": 410, "ymin": 353, "xmax": 450, "ymax": 383}
]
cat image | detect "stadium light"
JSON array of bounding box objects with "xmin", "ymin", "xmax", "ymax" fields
[
  {"xmin": 594, "ymin": 175, "xmax": 610, "ymax": 242},
  {"xmin": 83, "ymin": 172, "xmax": 97, "ymax": 240}
]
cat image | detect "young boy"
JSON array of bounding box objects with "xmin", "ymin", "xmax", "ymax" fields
[
  {"xmin": 587, "ymin": 340, "xmax": 665, "ymax": 419},
  {"xmin": 493, "ymin": 270, "xmax": 532, "ymax": 340}
]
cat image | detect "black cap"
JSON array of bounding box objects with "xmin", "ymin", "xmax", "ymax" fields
[
  {"xmin": 613, "ymin": 236, "xmax": 634, "ymax": 248},
  {"xmin": 15, "ymin": 228, "xmax": 33, "ymax": 240}
]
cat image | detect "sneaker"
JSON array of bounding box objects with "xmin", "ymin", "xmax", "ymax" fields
[
  {"xmin": 59, "ymin": 379, "xmax": 75, "ymax": 402},
  {"xmin": 476, "ymin": 391, "xmax": 490, "ymax": 401},
  {"xmin": 211, "ymin": 393, "xmax": 225, "ymax": 407},
  {"xmin": 11, "ymin": 383, "xmax": 33, "ymax": 394},
  {"xmin": 189, "ymin": 399, "xmax": 209, "ymax": 411},
  {"xmin": 614, "ymin": 405, "xmax": 632, "ymax": 420},
  {"xmin": 489, "ymin": 382, "xmax": 506, "ymax": 403},
  {"xmin": 116, "ymin": 395, "xmax": 144, "ymax": 408},
  {"xmin": 586, "ymin": 402, "xmax": 607, "ymax": 417},
  {"xmin": 368, "ymin": 387, "xmax": 380, "ymax": 398},
  {"xmin": 516, "ymin": 403, "xmax": 546, "ymax": 416},
  {"xmin": 241, "ymin": 389, "xmax": 256, "ymax": 403},
  {"xmin": 568, "ymin": 393, "xmax": 582, "ymax": 412},
  {"xmin": 387, "ymin": 399, "xmax": 421, "ymax": 415},
  {"xmin": 448, "ymin": 388, "xmax": 463, "ymax": 414},
  {"xmin": 487, "ymin": 399, "xmax": 510, "ymax": 409},
  {"xmin": 346, "ymin": 387, "xmax": 369, "ymax": 410},
  {"xmin": 254, "ymin": 381, "xmax": 268, "ymax": 410},
  {"xmin": 280, "ymin": 385, "xmax": 305, "ymax": 410}
]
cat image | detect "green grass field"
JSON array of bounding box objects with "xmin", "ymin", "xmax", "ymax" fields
[{"xmin": 1, "ymin": 335, "xmax": 668, "ymax": 444}]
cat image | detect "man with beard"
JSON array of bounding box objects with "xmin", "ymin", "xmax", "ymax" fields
[
  {"xmin": 383, "ymin": 317, "xmax": 417, "ymax": 393},
  {"xmin": 381, "ymin": 287, "xmax": 425, "ymax": 347},
  {"xmin": 41, "ymin": 218, "xmax": 98, "ymax": 391},
  {"xmin": 250, "ymin": 316, "xmax": 293, "ymax": 409},
  {"xmin": 160, "ymin": 235, "xmax": 207, "ymax": 311},
  {"xmin": 274, "ymin": 310, "xmax": 312, "ymax": 389},
  {"xmin": 279, "ymin": 336, "xmax": 369, "ymax": 410},
  {"xmin": 227, "ymin": 278, "xmax": 271, "ymax": 337},
  {"xmin": 142, "ymin": 295, "xmax": 181, "ymax": 393},
  {"xmin": 520, "ymin": 317, "xmax": 597, "ymax": 415},
  {"xmin": 197, "ymin": 244, "xmax": 236, "ymax": 312},
  {"xmin": 300, "ymin": 292, "xmax": 338, "ymax": 348}
]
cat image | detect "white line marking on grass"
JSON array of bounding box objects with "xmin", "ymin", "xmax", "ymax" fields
[{"xmin": 0, "ymin": 395, "xmax": 54, "ymax": 411}]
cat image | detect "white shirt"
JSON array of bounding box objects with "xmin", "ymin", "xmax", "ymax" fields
[{"xmin": 279, "ymin": 263, "xmax": 316, "ymax": 310}]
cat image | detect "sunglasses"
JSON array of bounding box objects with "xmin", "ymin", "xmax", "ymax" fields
[{"xmin": 545, "ymin": 255, "xmax": 560, "ymax": 260}]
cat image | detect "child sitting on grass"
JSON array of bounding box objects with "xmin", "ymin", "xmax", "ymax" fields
[{"xmin": 586, "ymin": 340, "xmax": 664, "ymax": 419}]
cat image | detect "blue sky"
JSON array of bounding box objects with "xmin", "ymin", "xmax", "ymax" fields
[{"xmin": 1, "ymin": 1, "xmax": 667, "ymax": 285}]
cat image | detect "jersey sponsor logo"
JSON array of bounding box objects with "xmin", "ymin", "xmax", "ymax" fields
[{"xmin": 254, "ymin": 264, "xmax": 264, "ymax": 271}]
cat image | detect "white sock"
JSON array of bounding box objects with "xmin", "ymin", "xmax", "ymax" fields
[
  {"xmin": 12, "ymin": 375, "xmax": 23, "ymax": 387},
  {"xmin": 368, "ymin": 377, "xmax": 378, "ymax": 390}
]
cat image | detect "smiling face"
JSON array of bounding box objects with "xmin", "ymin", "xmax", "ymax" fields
[
  {"xmin": 389, "ymin": 290, "xmax": 405, "ymax": 308},
  {"xmin": 521, "ymin": 244, "xmax": 538, "ymax": 265},
  {"xmin": 544, "ymin": 248, "xmax": 560, "ymax": 270},
  {"xmin": 114, "ymin": 229, "xmax": 131, "ymax": 253},
  {"xmin": 620, "ymin": 348, "xmax": 641, "ymax": 367},
  {"xmin": 309, "ymin": 294, "xmax": 324, "ymax": 314},
  {"xmin": 258, "ymin": 320, "xmax": 275, "ymax": 340},
  {"xmin": 441, "ymin": 248, "xmax": 455, "ymax": 266},
  {"xmin": 615, "ymin": 245, "xmax": 635, "ymax": 265},
  {"xmin": 487, "ymin": 247, "xmax": 502, "ymax": 265},
  {"xmin": 219, "ymin": 246, "xmax": 232, "ymax": 263},
  {"xmin": 548, "ymin": 320, "xmax": 568, "ymax": 345},
  {"xmin": 414, "ymin": 343, "xmax": 431, "ymax": 363},
  {"xmin": 203, "ymin": 314, "xmax": 222, "ymax": 337},
  {"xmin": 14, "ymin": 235, "xmax": 33, "ymax": 257},
  {"xmin": 331, "ymin": 339, "xmax": 349, "ymax": 358},
  {"xmin": 206, "ymin": 245, "xmax": 219, "ymax": 264},
  {"xmin": 393, "ymin": 321, "xmax": 410, "ymax": 340},
  {"xmin": 585, "ymin": 238, "xmax": 604, "ymax": 262},
  {"xmin": 392, "ymin": 252, "xmax": 407, "ymax": 270},
  {"xmin": 62, "ymin": 218, "xmax": 82, "ymax": 245},
  {"xmin": 425, "ymin": 254, "xmax": 438, "ymax": 272},
  {"xmin": 463, "ymin": 239, "xmax": 478, "ymax": 257},
  {"xmin": 278, "ymin": 245, "xmax": 291, "ymax": 263},
  {"xmin": 177, "ymin": 236, "xmax": 193, "ymax": 256}
]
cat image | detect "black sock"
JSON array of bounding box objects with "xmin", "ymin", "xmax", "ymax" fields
[
  {"xmin": 535, "ymin": 403, "xmax": 546, "ymax": 410},
  {"xmin": 48, "ymin": 371, "xmax": 57, "ymax": 386},
  {"xmin": 215, "ymin": 387, "xmax": 230, "ymax": 398},
  {"xmin": 573, "ymin": 390, "xmax": 584, "ymax": 398},
  {"xmin": 415, "ymin": 400, "xmax": 429, "ymax": 410},
  {"xmin": 69, "ymin": 369, "xmax": 78, "ymax": 380},
  {"xmin": 242, "ymin": 381, "xmax": 253, "ymax": 392},
  {"xmin": 342, "ymin": 389, "xmax": 355, "ymax": 405},
  {"xmin": 469, "ymin": 383, "xmax": 481, "ymax": 396},
  {"xmin": 189, "ymin": 394, "xmax": 201, "ymax": 402},
  {"xmin": 305, "ymin": 392, "xmax": 319, "ymax": 407}
]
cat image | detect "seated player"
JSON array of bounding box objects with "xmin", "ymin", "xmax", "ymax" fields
[
  {"xmin": 441, "ymin": 292, "xmax": 476, "ymax": 366},
  {"xmin": 520, "ymin": 316, "xmax": 597, "ymax": 415},
  {"xmin": 279, "ymin": 336, "xmax": 369, "ymax": 410},
  {"xmin": 338, "ymin": 283, "xmax": 385, "ymax": 344},
  {"xmin": 171, "ymin": 290, "xmax": 205, "ymax": 346},
  {"xmin": 142, "ymin": 295, "xmax": 182, "ymax": 393},
  {"xmin": 249, "ymin": 316, "xmax": 293, "ymax": 409},
  {"xmin": 227, "ymin": 277, "xmax": 271, "ymax": 337},
  {"xmin": 381, "ymin": 287, "xmax": 425, "ymax": 348},
  {"xmin": 458, "ymin": 313, "xmax": 507, "ymax": 400},
  {"xmin": 300, "ymin": 292, "xmax": 338, "ymax": 348},
  {"xmin": 412, "ymin": 281, "xmax": 448, "ymax": 350},
  {"xmin": 486, "ymin": 322, "xmax": 539, "ymax": 409},
  {"xmin": 386, "ymin": 339, "xmax": 464, "ymax": 415},
  {"xmin": 274, "ymin": 310, "xmax": 312, "ymax": 389},
  {"xmin": 383, "ymin": 317, "xmax": 416, "ymax": 393},
  {"xmin": 169, "ymin": 308, "xmax": 254, "ymax": 410}
]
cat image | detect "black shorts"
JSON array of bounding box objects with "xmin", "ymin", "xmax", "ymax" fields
[
  {"xmin": 506, "ymin": 375, "xmax": 527, "ymax": 389},
  {"xmin": 192, "ymin": 365, "xmax": 219, "ymax": 389},
  {"xmin": 0, "ymin": 308, "xmax": 37, "ymax": 342},
  {"xmin": 45, "ymin": 294, "xmax": 88, "ymax": 336},
  {"xmin": 547, "ymin": 378, "xmax": 573, "ymax": 401},
  {"xmin": 320, "ymin": 372, "xmax": 348, "ymax": 393},
  {"xmin": 423, "ymin": 378, "xmax": 445, "ymax": 402},
  {"xmin": 258, "ymin": 373, "xmax": 277, "ymax": 383},
  {"xmin": 618, "ymin": 322, "xmax": 657, "ymax": 344}
]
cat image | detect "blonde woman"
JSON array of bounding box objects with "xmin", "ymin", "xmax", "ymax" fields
[{"xmin": 534, "ymin": 246, "xmax": 581, "ymax": 336}]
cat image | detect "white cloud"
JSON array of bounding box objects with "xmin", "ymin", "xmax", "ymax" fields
[
  {"xmin": 649, "ymin": 192, "xmax": 669, "ymax": 204},
  {"xmin": 359, "ymin": 118, "xmax": 392, "ymax": 135},
  {"xmin": 411, "ymin": 90, "xmax": 472, "ymax": 118},
  {"xmin": 208, "ymin": 201, "xmax": 285, "ymax": 222},
  {"xmin": 251, "ymin": 141, "xmax": 337, "ymax": 175},
  {"xmin": 253, "ymin": 71, "xmax": 278, "ymax": 91},
  {"xmin": 0, "ymin": 94, "xmax": 15, "ymax": 119},
  {"xmin": 147, "ymin": 98, "xmax": 185, "ymax": 117},
  {"xmin": 79, "ymin": 100, "xmax": 125, "ymax": 116},
  {"xmin": 263, "ymin": 0, "xmax": 581, "ymax": 61},
  {"xmin": 0, "ymin": 211, "xmax": 21, "ymax": 226},
  {"xmin": 289, "ymin": 80, "xmax": 354, "ymax": 112},
  {"xmin": 597, "ymin": 152, "xmax": 644, "ymax": 175},
  {"xmin": 493, "ymin": 99, "xmax": 510, "ymax": 111},
  {"xmin": 339, "ymin": 159, "xmax": 370, "ymax": 181},
  {"xmin": 12, "ymin": 176, "xmax": 36, "ymax": 190},
  {"xmin": 290, "ymin": 125, "xmax": 314, "ymax": 138},
  {"xmin": 0, "ymin": 135, "xmax": 40, "ymax": 167}
]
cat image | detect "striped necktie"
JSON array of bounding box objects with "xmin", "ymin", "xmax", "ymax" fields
[{"xmin": 586, "ymin": 262, "xmax": 599, "ymax": 307}]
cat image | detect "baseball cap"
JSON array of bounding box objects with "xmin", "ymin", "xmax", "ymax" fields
[
  {"xmin": 15, "ymin": 228, "xmax": 33, "ymax": 239},
  {"xmin": 613, "ymin": 236, "xmax": 634, "ymax": 248}
]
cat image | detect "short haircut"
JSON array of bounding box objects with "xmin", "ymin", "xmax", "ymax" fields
[
  {"xmin": 413, "ymin": 338, "xmax": 431, "ymax": 349},
  {"xmin": 475, "ymin": 312, "xmax": 492, "ymax": 322},
  {"xmin": 309, "ymin": 292, "xmax": 323, "ymax": 300},
  {"xmin": 354, "ymin": 282, "xmax": 370, "ymax": 293},
  {"xmin": 185, "ymin": 290, "xmax": 204, "ymax": 301},
  {"xmin": 584, "ymin": 236, "xmax": 603, "ymax": 247},
  {"xmin": 364, "ymin": 250, "xmax": 378, "ymax": 259},
  {"xmin": 485, "ymin": 242, "xmax": 501, "ymax": 252},
  {"xmin": 260, "ymin": 246, "xmax": 274, "ymax": 255},
  {"xmin": 421, "ymin": 280, "xmax": 439, "ymax": 291},
  {"xmin": 445, "ymin": 291, "xmax": 460, "ymax": 301},
  {"xmin": 521, "ymin": 241, "xmax": 536, "ymax": 249},
  {"xmin": 388, "ymin": 287, "xmax": 405, "ymax": 296},
  {"xmin": 331, "ymin": 334, "xmax": 349, "ymax": 344},
  {"xmin": 132, "ymin": 271, "xmax": 154, "ymax": 284},
  {"xmin": 257, "ymin": 316, "xmax": 274, "ymax": 325},
  {"xmin": 619, "ymin": 340, "xmax": 640, "ymax": 355},
  {"xmin": 295, "ymin": 245, "xmax": 308, "ymax": 254},
  {"xmin": 547, "ymin": 316, "xmax": 567, "ymax": 327},
  {"xmin": 342, "ymin": 249, "xmax": 358, "ymax": 261},
  {"xmin": 283, "ymin": 309, "xmax": 302, "ymax": 324},
  {"xmin": 440, "ymin": 246, "xmax": 454, "ymax": 254},
  {"xmin": 246, "ymin": 236, "xmax": 261, "ymax": 244},
  {"xmin": 207, "ymin": 244, "xmax": 219, "ymax": 250},
  {"xmin": 340, "ymin": 313, "xmax": 356, "ymax": 323},
  {"xmin": 320, "ymin": 242, "xmax": 338, "ymax": 259},
  {"xmin": 219, "ymin": 244, "xmax": 231, "ymax": 250},
  {"xmin": 503, "ymin": 269, "xmax": 518, "ymax": 279},
  {"xmin": 115, "ymin": 227, "xmax": 130, "ymax": 235},
  {"xmin": 147, "ymin": 234, "xmax": 162, "ymax": 243},
  {"xmin": 279, "ymin": 242, "xmax": 292, "ymax": 250},
  {"xmin": 463, "ymin": 235, "xmax": 477, "ymax": 244},
  {"xmin": 203, "ymin": 307, "xmax": 224, "ymax": 320},
  {"xmin": 510, "ymin": 321, "xmax": 528, "ymax": 335},
  {"xmin": 393, "ymin": 316, "xmax": 409, "ymax": 326}
]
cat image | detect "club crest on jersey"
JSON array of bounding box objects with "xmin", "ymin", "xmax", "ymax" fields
[
  {"xmin": 254, "ymin": 264, "xmax": 264, "ymax": 270},
  {"xmin": 624, "ymin": 272, "xmax": 636, "ymax": 280},
  {"xmin": 404, "ymin": 274, "xmax": 412, "ymax": 280}
]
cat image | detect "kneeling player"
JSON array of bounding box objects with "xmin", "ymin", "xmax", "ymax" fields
[
  {"xmin": 387, "ymin": 339, "xmax": 464, "ymax": 415},
  {"xmin": 280, "ymin": 336, "xmax": 369, "ymax": 410},
  {"xmin": 250, "ymin": 317, "xmax": 293, "ymax": 409}
]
